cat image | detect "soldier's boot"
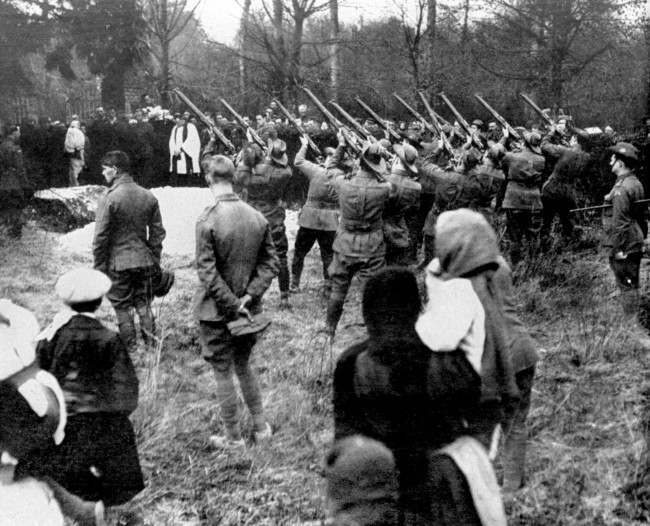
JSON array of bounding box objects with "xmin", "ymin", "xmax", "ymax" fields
[
  {"xmin": 44, "ymin": 477, "xmax": 106, "ymax": 526},
  {"xmin": 279, "ymin": 292, "xmax": 291, "ymax": 311},
  {"xmin": 502, "ymin": 428, "xmax": 527, "ymax": 494},
  {"xmin": 326, "ymin": 296, "xmax": 345, "ymax": 339},
  {"xmin": 289, "ymin": 274, "xmax": 301, "ymax": 294},
  {"xmin": 320, "ymin": 279, "xmax": 332, "ymax": 301},
  {"xmin": 136, "ymin": 305, "xmax": 156, "ymax": 348},
  {"xmin": 115, "ymin": 308, "xmax": 137, "ymax": 351},
  {"xmin": 621, "ymin": 289, "xmax": 650, "ymax": 350}
]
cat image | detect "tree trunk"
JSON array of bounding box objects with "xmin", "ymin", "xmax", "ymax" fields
[
  {"xmin": 646, "ymin": 10, "xmax": 650, "ymax": 117},
  {"xmin": 426, "ymin": 0, "xmax": 437, "ymax": 88},
  {"xmin": 159, "ymin": 0, "xmax": 171, "ymax": 107},
  {"xmin": 272, "ymin": 0, "xmax": 286, "ymax": 98},
  {"xmin": 329, "ymin": 0, "xmax": 340, "ymax": 99},
  {"xmin": 238, "ymin": 0, "xmax": 252, "ymax": 108},
  {"xmin": 101, "ymin": 68, "xmax": 126, "ymax": 111}
]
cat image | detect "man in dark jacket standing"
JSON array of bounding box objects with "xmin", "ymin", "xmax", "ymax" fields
[
  {"xmin": 235, "ymin": 140, "xmax": 292, "ymax": 309},
  {"xmin": 0, "ymin": 125, "xmax": 32, "ymax": 238},
  {"xmin": 291, "ymin": 135, "xmax": 344, "ymax": 295},
  {"xmin": 93, "ymin": 150, "xmax": 166, "ymax": 350},
  {"xmin": 326, "ymin": 141, "xmax": 392, "ymax": 338},
  {"xmin": 606, "ymin": 143, "xmax": 648, "ymax": 328},
  {"xmin": 194, "ymin": 154, "xmax": 279, "ymax": 446}
]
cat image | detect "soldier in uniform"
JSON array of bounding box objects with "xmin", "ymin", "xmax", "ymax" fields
[
  {"xmin": 291, "ymin": 135, "xmax": 345, "ymax": 295},
  {"xmin": 499, "ymin": 129, "xmax": 545, "ymax": 263},
  {"xmin": 194, "ymin": 154, "xmax": 278, "ymax": 446},
  {"xmin": 235, "ymin": 139, "xmax": 293, "ymax": 309},
  {"xmin": 384, "ymin": 143, "xmax": 421, "ymax": 265},
  {"xmin": 605, "ymin": 143, "xmax": 648, "ymax": 327},
  {"xmin": 93, "ymin": 151, "xmax": 166, "ymax": 350},
  {"xmin": 326, "ymin": 141, "xmax": 392, "ymax": 338},
  {"xmin": 0, "ymin": 125, "xmax": 32, "ymax": 239}
]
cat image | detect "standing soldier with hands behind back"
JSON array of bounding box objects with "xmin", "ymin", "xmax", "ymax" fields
[
  {"xmin": 194, "ymin": 154, "xmax": 279, "ymax": 447},
  {"xmin": 0, "ymin": 125, "xmax": 32, "ymax": 239}
]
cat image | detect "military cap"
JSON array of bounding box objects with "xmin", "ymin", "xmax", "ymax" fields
[
  {"xmin": 360, "ymin": 142, "xmax": 387, "ymax": 174},
  {"xmin": 55, "ymin": 268, "xmax": 111, "ymax": 305},
  {"xmin": 270, "ymin": 139, "xmax": 288, "ymax": 167},
  {"xmin": 610, "ymin": 142, "xmax": 638, "ymax": 163},
  {"xmin": 471, "ymin": 119, "xmax": 484, "ymax": 128},
  {"xmin": 523, "ymin": 130, "xmax": 542, "ymax": 154}
]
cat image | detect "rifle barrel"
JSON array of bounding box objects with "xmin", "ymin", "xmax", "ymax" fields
[
  {"xmin": 417, "ymin": 91, "xmax": 454, "ymax": 156},
  {"xmin": 570, "ymin": 199, "xmax": 650, "ymax": 213},
  {"xmin": 272, "ymin": 98, "xmax": 321, "ymax": 155},
  {"xmin": 439, "ymin": 92, "xmax": 484, "ymax": 150},
  {"xmin": 219, "ymin": 98, "xmax": 266, "ymax": 151},
  {"xmin": 355, "ymin": 98, "xmax": 402, "ymax": 141},
  {"xmin": 329, "ymin": 101, "xmax": 374, "ymax": 142},
  {"xmin": 474, "ymin": 93, "xmax": 520, "ymax": 141},
  {"xmin": 173, "ymin": 88, "xmax": 235, "ymax": 153}
]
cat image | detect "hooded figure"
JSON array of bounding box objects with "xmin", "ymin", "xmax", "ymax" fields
[{"xmin": 426, "ymin": 209, "xmax": 519, "ymax": 441}]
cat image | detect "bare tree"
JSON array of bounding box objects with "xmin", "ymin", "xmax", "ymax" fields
[
  {"xmin": 329, "ymin": 0, "xmax": 340, "ymax": 98},
  {"xmin": 238, "ymin": 0, "xmax": 252, "ymax": 98},
  {"xmin": 143, "ymin": 0, "xmax": 201, "ymax": 104}
]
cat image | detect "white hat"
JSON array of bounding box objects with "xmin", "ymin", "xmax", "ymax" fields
[
  {"xmin": 55, "ymin": 268, "xmax": 112, "ymax": 305},
  {"xmin": 0, "ymin": 299, "xmax": 40, "ymax": 379}
]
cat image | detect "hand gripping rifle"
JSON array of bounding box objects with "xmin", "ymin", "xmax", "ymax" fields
[
  {"xmin": 272, "ymin": 98, "xmax": 321, "ymax": 155},
  {"xmin": 570, "ymin": 199, "xmax": 650, "ymax": 213},
  {"xmin": 417, "ymin": 91, "xmax": 455, "ymax": 157},
  {"xmin": 519, "ymin": 93, "xmax": 570, "ymax": 144},
  {"xmin": 329, "ymin": 101, "xmax": 376, "ymax": 142},
  {"xmin": 173, "ymin": 88, "xmax": 236, "ymax": 153},
  {"xmin": 219, "ymin": 98, "xmax": 267, "ymax": 152},
  {"xmin": 438, "ymin": 92, "xmax": 485, "ymax": 150},
  {"xmin": 474, "ymin": 93, "xmax": 521, "ymax": 142},
  {"xmin": 302, "ymin": 87, "xmax": 362, "ymax": 154},
  {"xmin": 354, "ymin": 97, "xmax": 402, "ymax": 142}
]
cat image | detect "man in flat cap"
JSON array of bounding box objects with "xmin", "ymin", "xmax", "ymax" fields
[
  {"xmin": 605, "ymin": 142, "xmax": 648, "ymax": 332},
  {"xmin": 93, "ymin": 150, "xmax": 166, "ymax": 350}
]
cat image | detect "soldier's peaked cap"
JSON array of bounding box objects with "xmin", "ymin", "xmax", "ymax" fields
[{"xmin": 610, "ymin": 142, "xmax": 638, "ymax": 163}]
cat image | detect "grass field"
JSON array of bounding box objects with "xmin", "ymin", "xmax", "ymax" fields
[{"xmin": 2, "ymin": 221, "xmax": 650, "ymax": 525}]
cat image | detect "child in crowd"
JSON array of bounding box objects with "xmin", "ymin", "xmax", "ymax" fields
[{"xmin": 17, "ymin": 268, "xmax": 144, "ymax": 509}]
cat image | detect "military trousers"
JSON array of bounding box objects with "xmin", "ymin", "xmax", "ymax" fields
[{"xmin": 291, "ymin": 227, "xmax": 335, "ymax": 287}]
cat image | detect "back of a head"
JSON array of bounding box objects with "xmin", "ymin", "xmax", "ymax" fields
[
  {"xmin": 326, "ymin": 435, "xmax": 398, "ymax": 526},
  {"xmin": 202, "ymin": 154, "xmax": 235, "ymax": 182},
  {"xmin": 362, "ymin": 267, "xmax": 420, "ymax": 337},
  {"xmin": 435, "ymin": 209, "xmax": 499, "ymax": 277},
  {"xmin": 101, "ymin": 150, "xmax": 130, "ymax": 173}
]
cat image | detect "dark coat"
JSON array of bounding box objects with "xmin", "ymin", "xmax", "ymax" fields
[
  {"xmin": 334, "ymin": 332, "xmax": 480, "ymax": 524},
  {"xmin": 193, "ymin": 193, "xmax": 279, "ymax": 322},
  {"xmin": 501, "ymin": 148, "xmax": 544, "ymax": 210},
  {"xmin": 234, "ymin": 160, "xmax": 292, "ymax": 229},
  {"xmin": 36, "ymin": 314, "xmax": 139, "ymax": 415},
  {"xmin": 93, "ymin": 174, "xmax": 166, "ymax": 274},
  {"xmin": 607, "ymin": 174, "xmax": 646, "ymax": 255},
  {"xmin": 0, "ymin": 138, "xmax": 30, "ymax": 194},
  {"xmin": 384, "ymin": 168, "xmax": 421, "ymax": 249}
]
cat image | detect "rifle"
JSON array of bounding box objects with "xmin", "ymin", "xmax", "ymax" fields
[
  {"xmin": 519, "ymin": 93, "xmax": 570, "ymax": 143},
  {"xmin": 417, "ymin": 91, "xmax": 454, "ymax": 157},
  {"xmin": 392, "ymin": 93, "xmax": 438, "ymax": 138},
  {"xmin": 219, "ymin": 98, "xmax": 267, "ymax": 152},
  {"xmin": 474, "ymin": 93, "xmax": 521, "ymax": 142},
  {"xmin": 438, "ymin": 92, "xmax": 485, "ymax": 150},
  {"xmin": 355, "ymin": 97, "xmax": 402, "ymax": 141},
  {"xmin": 302, "ymin": 87, "xmax": 362, "ymax": 154},
  {"xmin": 329, "ymin": 101, "xmax": 376, "ymax": 142},
  {"xmin": 173, "ymin": 88, "xmax": 236, "ymax": 153},
  {"xmin": 570, "ymin": 199, "xmax": 650, "ymax": 213},
  {"xmin": 272, "ymin": 98, "xmax": 321, "ymax": 155}
]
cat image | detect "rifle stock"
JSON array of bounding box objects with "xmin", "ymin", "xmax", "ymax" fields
[
  {"xmin": 173, "ymin": 88, "xmax": 235, "ymax": 153},
  {"xmin": 219, "ymin": 98, "xmax": 267, "ymax": 152},
  {"xmin": 392, "ymin": 93, "xmax": 437, "ymax": 137},
  {"xmin": 519, "ymin": 93, "xmax": 570, "ymax": 145},
  {"xmin": 272, "ymin": 98, "xmax": 321, "ymax": 155},
  {"xmin": 354, "ymin": 97, "xmax": 402, "ymax": 141}
]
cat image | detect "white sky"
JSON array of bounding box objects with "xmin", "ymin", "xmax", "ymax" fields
[{"xmin": 197, "ymin": 0, "xmax": 437, "ymax": 45}]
